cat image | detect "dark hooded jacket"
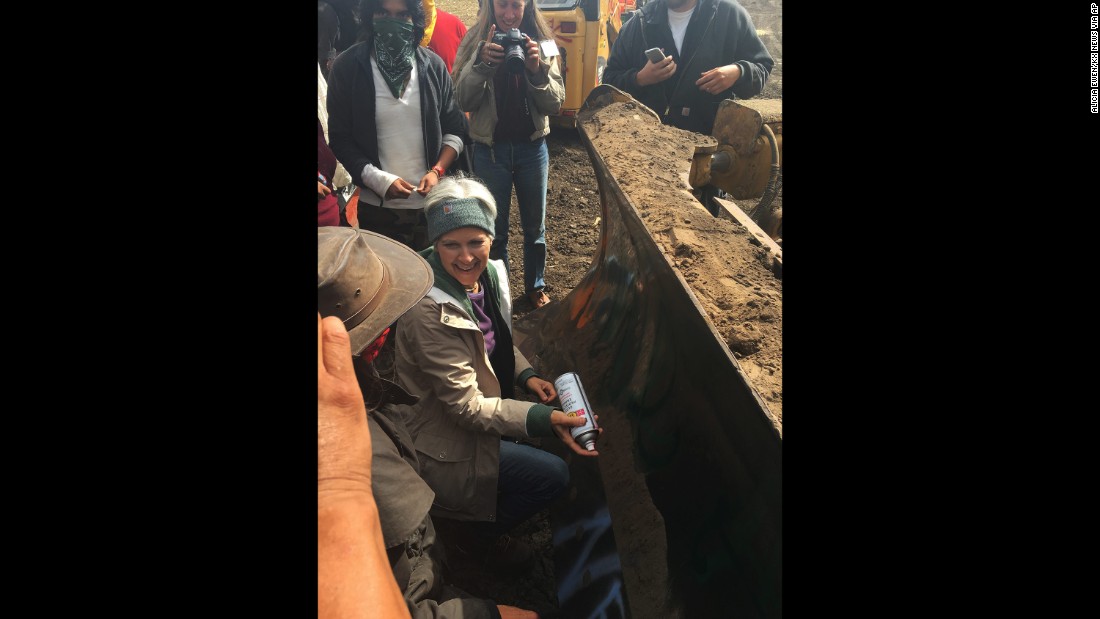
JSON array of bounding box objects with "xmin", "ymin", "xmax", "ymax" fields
[{"xmin": 602, "ymin": 0, "xmax": 773, "ymax": 134}]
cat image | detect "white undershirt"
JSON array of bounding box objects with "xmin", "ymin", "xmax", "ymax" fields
[
  {"xmin": 361, "ymin": 61, "xmax": 428, "ymax": 209},
  {"xmin": 667, "ymin": 7, "xmax": 696, "ymax": 57}
]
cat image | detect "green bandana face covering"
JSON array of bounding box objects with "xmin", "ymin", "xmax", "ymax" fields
[{"xmin": 373, "ymin": 18, "xmax": 416, "ymax": 98}]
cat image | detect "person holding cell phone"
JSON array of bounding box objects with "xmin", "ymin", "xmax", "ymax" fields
[{"xmin": 603, "ymin": 0, "xmax": 774, "ymax": 135}]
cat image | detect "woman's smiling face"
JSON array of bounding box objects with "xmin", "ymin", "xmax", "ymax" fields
[
  {"xmin": 493, "ymin": 0, "xmax": 527, "ymax": 32},
  {"xmin": 436, "ymin": 227, "xmax": 492, "ymax": 289}
]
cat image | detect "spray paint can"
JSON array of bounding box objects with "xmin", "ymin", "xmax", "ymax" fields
[{"xmin": 554, "ymin": 372, "xmax": 599, "ymax": 451}]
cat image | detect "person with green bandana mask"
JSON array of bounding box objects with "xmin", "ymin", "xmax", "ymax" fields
[{"xmin": 327, "ymin": 0, "xmax": 470, "ymax": 251}]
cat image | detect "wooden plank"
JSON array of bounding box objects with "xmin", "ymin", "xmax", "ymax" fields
[{"xmin": 713, "ymin": 196, "xmax": 782, "ymax": 276}]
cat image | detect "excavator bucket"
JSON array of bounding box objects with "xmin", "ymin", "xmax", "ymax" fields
[{"xmin": 514, "ymin": 85, "xmax": 781, "ymax": 619}]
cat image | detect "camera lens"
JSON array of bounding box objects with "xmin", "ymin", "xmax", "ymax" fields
[{"xmin": 505, "ymin": 43, "xmax": 526, "ymax": 73}]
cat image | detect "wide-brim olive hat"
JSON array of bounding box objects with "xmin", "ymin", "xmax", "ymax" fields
[{"xmin": 318, "ymin": 227, "xmax": 433, "ymax": 355}]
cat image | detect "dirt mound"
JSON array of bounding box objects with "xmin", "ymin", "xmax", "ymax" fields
[{"xmin": 579, "ymin": 100, "xmax": 783, "ymax": 421}]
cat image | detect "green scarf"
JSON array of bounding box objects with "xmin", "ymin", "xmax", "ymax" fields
[{"xmin": 373, "ymin": 18, "xmax": 416, "ymax": 98}]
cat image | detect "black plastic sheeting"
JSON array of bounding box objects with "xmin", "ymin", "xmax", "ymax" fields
[{"xmin": 513, "ymin": 86, "xmax": 782, "ymax": 619}]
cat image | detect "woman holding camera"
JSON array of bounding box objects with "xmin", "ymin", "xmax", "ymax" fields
[{"xmin": 451, "ymin": 0, "xmax": 565, "ymax": 310}]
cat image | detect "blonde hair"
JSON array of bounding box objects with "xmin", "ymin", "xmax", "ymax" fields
[{"xmin": 451, "ymin": 0, "xmax": 557, "ymax": 85}]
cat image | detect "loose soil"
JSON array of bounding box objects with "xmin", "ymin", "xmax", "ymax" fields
[{"xmin": 419, "ymin": 2, "xmax": 783, "ymax": 617}]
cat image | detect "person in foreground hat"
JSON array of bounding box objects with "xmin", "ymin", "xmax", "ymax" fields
[
  {"xmin": 391, "ymin": 174, "xmax": 600, "ymax": 573},
  {"xmin": 318, "ymin": 226, "xmax": 539, "ymax": 618}
]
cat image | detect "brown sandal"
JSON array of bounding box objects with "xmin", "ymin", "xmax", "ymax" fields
[{"xmin": 529, "ymin": 289, "xmax": 551, "ymax": 309}]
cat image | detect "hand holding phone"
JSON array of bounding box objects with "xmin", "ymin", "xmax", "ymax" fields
[{"xmin": 638, "ymin": 47, "xmax": 675, "ymax": 86}]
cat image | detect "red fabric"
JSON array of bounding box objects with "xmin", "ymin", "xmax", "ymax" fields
[
  {"xmin": 362, "ymin": 327, "xmax": 391, "ymax": 363},
  {"xmin": 318, "ymin": 190, "xmax": 340, "ymax": 226},
  {"xmin": 427, "ymin": 10, "xmax": 467, "ymax": 72},
  {"xmin": 345, "ymin": 187, "xmax": 360, "ymax": 228}
]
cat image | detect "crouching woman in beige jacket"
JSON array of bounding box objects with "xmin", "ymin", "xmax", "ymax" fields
[{"xmin": 393, "ymin": 173, "xmax": 598, "ymax": 574}]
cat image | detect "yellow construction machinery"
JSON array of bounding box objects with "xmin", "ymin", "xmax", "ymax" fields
[
  {"xmin": 692, "ymin": 98, "xmax": 783, "ymax": 242},
  {"xmin": 537, "ymin": 0, "xmax": 637, "ymax": 126}
]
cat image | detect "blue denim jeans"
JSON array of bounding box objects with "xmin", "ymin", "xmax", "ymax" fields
[
  {"xmin": 470, "ymin": 439, "xmax": 569, "ymax": 541},
  {"xmin": 472, "ymin": 138, "xmax": 549, "ymax": 295}
]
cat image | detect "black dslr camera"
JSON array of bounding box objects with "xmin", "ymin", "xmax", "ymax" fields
[{"xmin": 491, "ymin": 28, "xmax": 529, "ymax": 74}]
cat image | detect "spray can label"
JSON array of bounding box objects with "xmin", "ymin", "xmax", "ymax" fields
[{"xmin": 554, "ymin": 372, "xmax": 599, "ymax": 451}]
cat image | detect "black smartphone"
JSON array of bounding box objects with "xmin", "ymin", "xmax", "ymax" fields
[{"xmin": 644, "ymin": 47, "xmax": 666, "ymax": 64}]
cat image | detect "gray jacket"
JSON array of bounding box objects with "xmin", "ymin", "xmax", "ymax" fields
[
  {"xmin": 453, "ymin": 37, "xmax": 566, "ymax": 146},
  {"xmin": 394, "ymin": 255, "xmax": 555, "ymax": 522},
  {"xmin": 370, "ymin": 407, "xmax": 500, "ymax": 619}
]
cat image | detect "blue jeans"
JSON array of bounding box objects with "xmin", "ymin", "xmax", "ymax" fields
[
  {"xmin": 471, "ymin": 439, "xmax": 569, "ymax": 541},
  {"xmin": 472, "ymin": 138, "xmax": 549, "ymax": 295}
]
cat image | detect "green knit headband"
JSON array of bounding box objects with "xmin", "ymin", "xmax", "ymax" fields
[{"xmin": 426, "ymin": 197, "xmax": 496, "ymax": 244}]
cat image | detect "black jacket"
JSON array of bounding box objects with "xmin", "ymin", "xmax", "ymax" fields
[
  {"xmin": 603, "ymin": 0, "xmax": 773, "ymax": 134},
  {"xmin": 327, "ymin": 41, "xmax": 470, "ymax": 204}
]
